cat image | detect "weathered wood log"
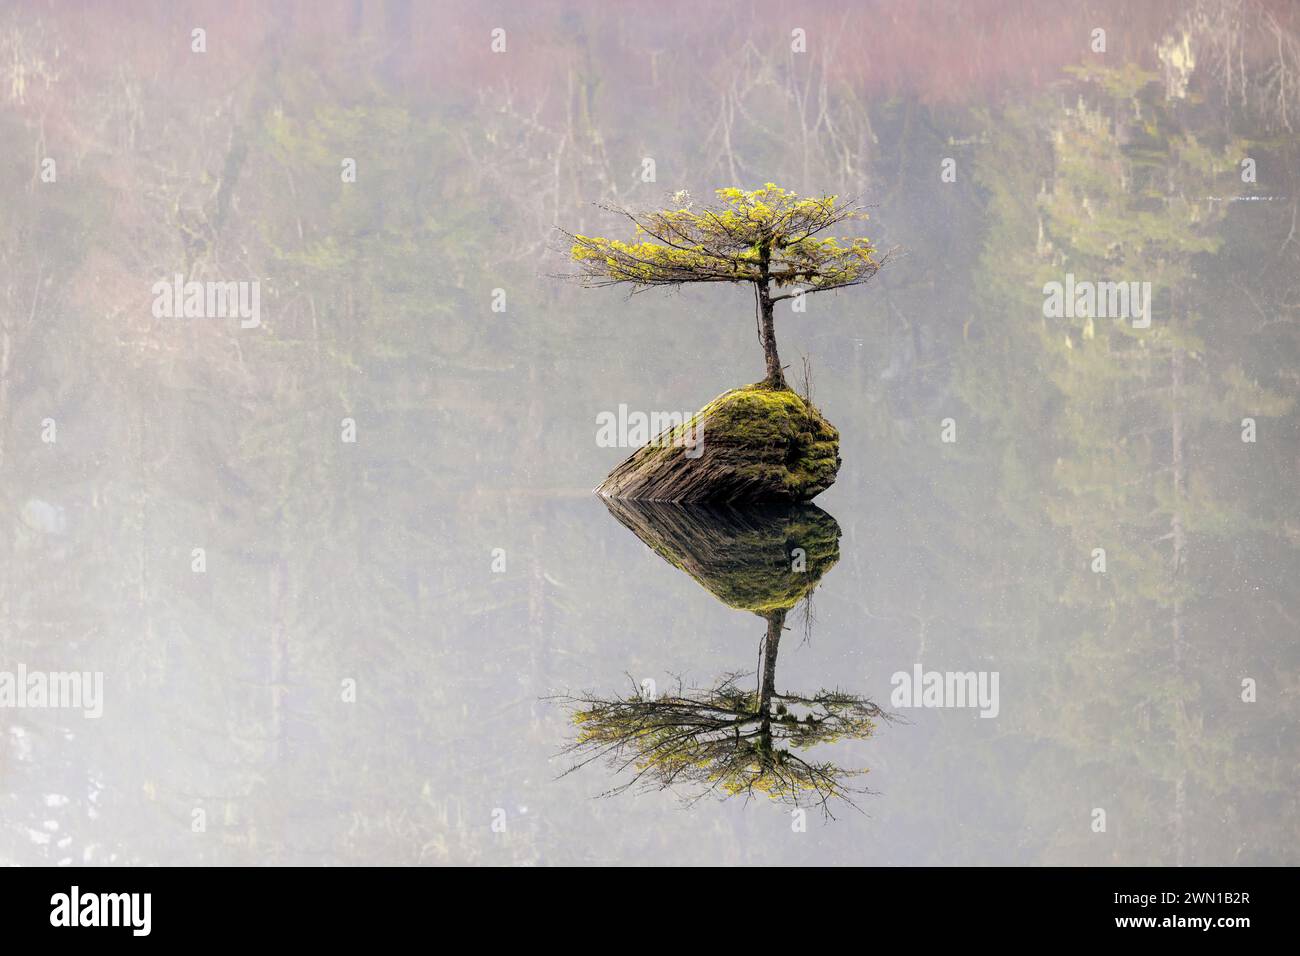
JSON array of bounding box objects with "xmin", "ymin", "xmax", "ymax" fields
[
  {"xmin": 595, "ymin": 384, "xmax": 840, "ymax": 503},
  {"xmin": 601, "ymin": 497, "xmax": 841, "ymax": 613}
]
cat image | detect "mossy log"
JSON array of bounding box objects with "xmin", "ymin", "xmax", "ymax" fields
[
  {"xmin": 601, "ymin": 497, "xmax": 841, "ymax": 613},
  {"xmin": 595, "ymin": 384, "xmax": 841, "ymax": 503}
]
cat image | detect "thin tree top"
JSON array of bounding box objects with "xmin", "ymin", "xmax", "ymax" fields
[{"xmin": 567, "ymin": 184, "xmax": 882, "ymax": 301}]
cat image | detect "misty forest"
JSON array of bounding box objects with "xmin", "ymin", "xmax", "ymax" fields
[{"xmin": 1, "ymin": 0, "xmax": 1298, "ymax": 865}]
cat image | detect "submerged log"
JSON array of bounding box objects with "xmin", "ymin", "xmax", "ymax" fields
[{"xmin": 595, "ymin": 384, "xmax": 840, "ymax": 503}]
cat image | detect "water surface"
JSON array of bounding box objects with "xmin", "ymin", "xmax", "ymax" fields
[{"xmin": 1, "ymin": 0, "xmax": 1297, "ymax": 865}]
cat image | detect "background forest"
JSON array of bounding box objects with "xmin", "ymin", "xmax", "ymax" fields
[{"xmin": 1, "ymin": 0, "xmax": 1298, "ymax": 864}]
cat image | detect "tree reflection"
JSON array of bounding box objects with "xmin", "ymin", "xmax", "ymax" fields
[{"xmin": 555, "ymin": 501, "xmax": 890, "ymax": 817}]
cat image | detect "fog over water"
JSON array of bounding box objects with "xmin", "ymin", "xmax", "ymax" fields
[{"xmin": 1, "ymin": 0, "xmax": 1297, "ymax": 865}]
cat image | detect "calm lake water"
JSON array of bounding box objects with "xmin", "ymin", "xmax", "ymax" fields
[{"xmin": 1, "ymin": 0, "xmax": 1297, "ymax": 865}]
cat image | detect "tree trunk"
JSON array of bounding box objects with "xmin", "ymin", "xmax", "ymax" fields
[
  {"xmin": 757, "ymin": 609, "xmax": 785, "ymax": 721},
  {"xmin": 754, "ymin": 610, "xmax": 785, "ymax": 768},
  {"xmin": 756, "ymin": 234, "xmax": 788, "ymax": 391},
  {"xmin": 758, "ymin": 288, "xmax": 787, "ymax": 390}
]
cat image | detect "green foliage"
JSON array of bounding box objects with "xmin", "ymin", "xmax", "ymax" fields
[{"xmin": 570, "ymin": 183, "xmax": 878, "ymax": 291}]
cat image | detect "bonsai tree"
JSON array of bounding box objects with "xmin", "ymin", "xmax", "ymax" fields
[{"xmin": 567, "ymin": 184, "xmax": 883, "ymax": 390}]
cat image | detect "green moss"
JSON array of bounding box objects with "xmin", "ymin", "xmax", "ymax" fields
[
  {"xmin": 598, "ymin": 382, "xmax": 842, "ymax": 503},
  {"xmin": 602, "ymin": 499, "xmax": 842, "ymax": 613},
  {"xmin": 698, "ymin": 384, "xmax": 840, "ymax": 500},
  {"xmin": 702, "ymin": 509, "xmax": 841, "ymax": 612}
]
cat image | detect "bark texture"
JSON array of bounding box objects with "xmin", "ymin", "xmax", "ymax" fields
[
  {"xmin": 595, "ymin": 384, "xmax": 840, "ymax": 503},
  {"xmin": 600, "ymin": 497, "xmax": 841, "ymax": 613}
]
